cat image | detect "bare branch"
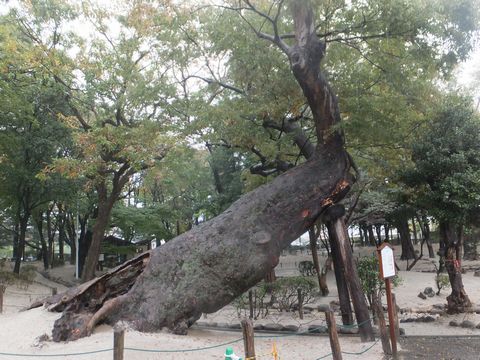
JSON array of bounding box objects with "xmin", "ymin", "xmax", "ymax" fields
[{"xmin": 183, "ymin": 75, "xmax": 245, "ymax": 95}]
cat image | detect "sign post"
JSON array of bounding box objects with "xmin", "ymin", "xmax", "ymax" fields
[{"xmin": 377, "ymin": 242, "xmax": 397, "ymax": 357}]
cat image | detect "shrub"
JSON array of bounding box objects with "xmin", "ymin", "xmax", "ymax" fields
[
  {"xmin": 0, "ymin": 264, "xmax": 37, "ymax": 291},
  {"xmin": 269, "ymin": 276, "xmax": 317, "ymax": 312},
  {"xmin": 233, "ymin": 276, "xmax": 317, "ymax": 317},
  {"xmin": 357, "ymin": 255, "xmax": 401, "ymax": 307},
  {"xmin": 233, "ymin": 285, "xmax": 270, "ymax": 319}
]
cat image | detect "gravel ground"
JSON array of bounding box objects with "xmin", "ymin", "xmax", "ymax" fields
[{"xmin": 398, "ymin": 336, "xmax": 480, "ymax": 360}]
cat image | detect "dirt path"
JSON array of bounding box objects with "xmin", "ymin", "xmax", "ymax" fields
[{"xmin": 399, "ymin": 336, "xmax": 480, "ymax": 359}]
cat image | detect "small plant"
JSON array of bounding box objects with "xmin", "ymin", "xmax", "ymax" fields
[
  {"xmin": 357, "ymin": 256, "xmax": 401, "ymax": 308},
  {"xmin": 433, "ymin": 262, "xmax": 450, "ymax": 295},
  {"xmin": 270, "ymin": 276, "xmax": 317, "ymax": 312},
  {"xmin": 233, "ymin": 285, "xmax": 270, "ymax": 319},
  {"xmin": 17, "ymin": 264, "xmax": 36, "ymax": 290},
  {"xmin": 0, "ymin": 263, "xmax": 37, "ymax": 291},
  {"xmin": 298, "ymin": 260, "xmax": 316, "ymax": 276}
]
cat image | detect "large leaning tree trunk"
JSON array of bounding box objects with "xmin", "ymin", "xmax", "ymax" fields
[
  {"xmin": 33, "ymin": 0, "xmax": 368, "ymax": 341},
  {"xmin": 439, "ymin": 221, "xmax": 471, "ymax": 313}
]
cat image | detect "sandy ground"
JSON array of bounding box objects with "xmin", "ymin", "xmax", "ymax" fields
[{"xmin": 1, "ymin": 243, "xmax": 480, "ymax": 359}]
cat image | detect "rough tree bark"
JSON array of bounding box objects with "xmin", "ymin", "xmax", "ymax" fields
[
  {"xmin": 82, "ymin": 175, "xmax": 131, "ymax": 281},
  {"xmin": 440, "ymin": 221, "xmax": 471, "ymax": 313},
  {"xmin": 34, "ymin": 0, "xmax": 372, "ymax": 341}
]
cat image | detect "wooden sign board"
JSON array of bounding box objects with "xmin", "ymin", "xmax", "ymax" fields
[{"xmin": 377, "ymin": 243, "xmax": 396, "ymax": 279}]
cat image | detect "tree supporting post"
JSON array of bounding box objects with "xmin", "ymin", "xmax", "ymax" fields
[
  {"xmin": 373, "ymin": 296, "xmax": 391, "ymax": 355},
  {"xmin": 248, "ymin": 290, "xmax": 254, "ymax": 319},
  {"xmin": 241, "ymin": 318, "xmax": 255, "ymax": 359},
  {"xmin": 51, "ymin": 287, "xmax": 57, "ymax": 296},
  {"xmin": 297, "ymin": 288, "xmax": 304, "ymax": 319},
  {"xmin": 392, "ymin": 293, "xmax": 400, "ymax": 339},
  {"xmin": 325, "ymin": 310, "xmax": 342, "ymax": 360},
  {"xmin": 113, "ymin": 326, "xmax": 125, "ymax": 360}
]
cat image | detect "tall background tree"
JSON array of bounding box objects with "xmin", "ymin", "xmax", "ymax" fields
[{"xmin": 402, "ymin": 96, "xmax": 480, "ymax": 313}]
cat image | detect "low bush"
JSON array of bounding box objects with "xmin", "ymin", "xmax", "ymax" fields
[{"xmin": 234, "ymin": 276, "xmax": 317, "ymax": 317}]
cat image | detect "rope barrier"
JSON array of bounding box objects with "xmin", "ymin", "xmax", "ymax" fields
[
  {"xmin": 0, "ymin": 313, "xmax": 376, "ymax": 358},
  {"xmin": 6, "ymin": 290, "xmax": 50, "ymax": 296},
  {"xmin": 336, "ymin": 318, "xmax": 373, "ymax": 329},
  {"xmin": 0, "ymin": 348, "xmax": 113, "ymax": 357},
  {"xmin": 314, "ymin": 340, "xmax": 380, "ymax": 360},
  {"xmin": 123, "ymin": 337, "xmax": 243, "ymax": 353},
  {"xmin": 0, "ymin": 331, "xmax": 379, "ymax": 358},
  {"xmin": 341, "ymin": 339, "xmax": 379, "ymax": 355}
]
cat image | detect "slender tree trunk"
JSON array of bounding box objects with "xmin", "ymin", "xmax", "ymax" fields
[
  {"xmin": 14, "ymin": 212, "xmax": 29, "ymax": 274},
  {"xmin": 411, "ymin": 218, "xmax": 418, "ymax": 245},
  {"xmin": 398, "ymin": 220, "xmax": 415, "ymax": 260},
  {"xmin": 58, "ymin": 213, "xmax": 65, "ymax": 264},
  {"xmin": 46, "ymin": 207, "xmax": 56, "ymax": 267},
  {"xmin": 439, "ymin": 221, "xmax": 471, "ymax": 313},
  {"xmin": 375, "ymin": 224, "xmax": 382, "ymax": 244},
  {"xmin": 367, "ymin": 225, "xmax": 376, "ymax": 246},
  {"xmin": 362, "ymin": 224, "xmax": 369, "ymax": 246},
  {"xmin": 65, "ymin": 212, "xmax": 77, "ymax": 265},
  {"xmin": 34, "ymin": 213, "xmax": 49, "ymax": 270},
  {"xmin": 417, "ymin": 215, "xmax": 434, "ymax": 258},
  {"xmin": 82, "ymin": 175, "xmax": 131, "ymax": 281},
  {"xmin": 358, "ymin": 224, "xmax": 365, "ymax": 246},
  {"xmin": 12, "ymin": 220, "xmax": 19, "ymax": 261},
  {"xmin": 81, "ymin": 202, "xmax": 113, "ymax": 281},
  {"xmin": 384, "ymin": 224, "xmax": 390, "ymax": 242},
  {"xmin": 309, "ymin": 226, "xmax": 328, "ymax": 296}
]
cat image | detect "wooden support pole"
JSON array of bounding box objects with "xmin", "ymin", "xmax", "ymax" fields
[
  {"xmin": 392, "ymin": 293, "xmax": 400, "ymax": 339},
  {"xmin": 113, "ymin": 326, "xmax": 125, "ymax": 360},
  {"xmin": 325, "ymin": 310, "xmax": 342, "ymax": 360},
  {"xmin": 241, "ymin": 318, "xmax": 255, "ymax": 360},
  {"xmin": 297, "ymin": 288, "xmax": 304, "ymax": 320},
  {"xmin": 0, "ymin": 285, "xmax": 4, "ymax": 313},
  {"xmin": 51, "ymin": 287, "xmax": 57, "ymax": 296},
  {"xmin": 328, "ymin": 216, "xmax": 374, "ymax": 341},
  {"xmin": 385, "ymin": 278, "xmax": 397, "ymax": 357},
  {"xmin": 248, "ymin": 290, "xmax": 254, "ymax": 319},
  {"xmin": 373, "ymin": 296, "xmax": 391, "ymax": 355}
]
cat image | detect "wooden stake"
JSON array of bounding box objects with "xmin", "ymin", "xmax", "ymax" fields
[
  {"xmin": 113, "ymin": 326, "xmax": 125, "ymax": 360},
  {"xmin": 297, "ymin": 288, "xmax": 304, "ymax": 319},
  {"xmin": 241, "ymin": 319, "xmax": 255, "ymax": 360},
  {"xmin": 248, "ymin": 290, "xmax": 254, "ymax": 319},
  {"xmin": 51, "ymin": 287, "xmax": 57, "ymax": 296},
  {"xmin": 385, "ymin": 278, "xmax": 397, "ymax": 356},
  {"xmin": 325, "ymin": 310, "xmax": 342, "ymax": 360},
  {"xmin": 392, "ymin": 293, "xmax": 400, "ymax": 339},
  {"xmin": 373, "ymin": 295, "xmax": 391, "ymax": 355}
]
